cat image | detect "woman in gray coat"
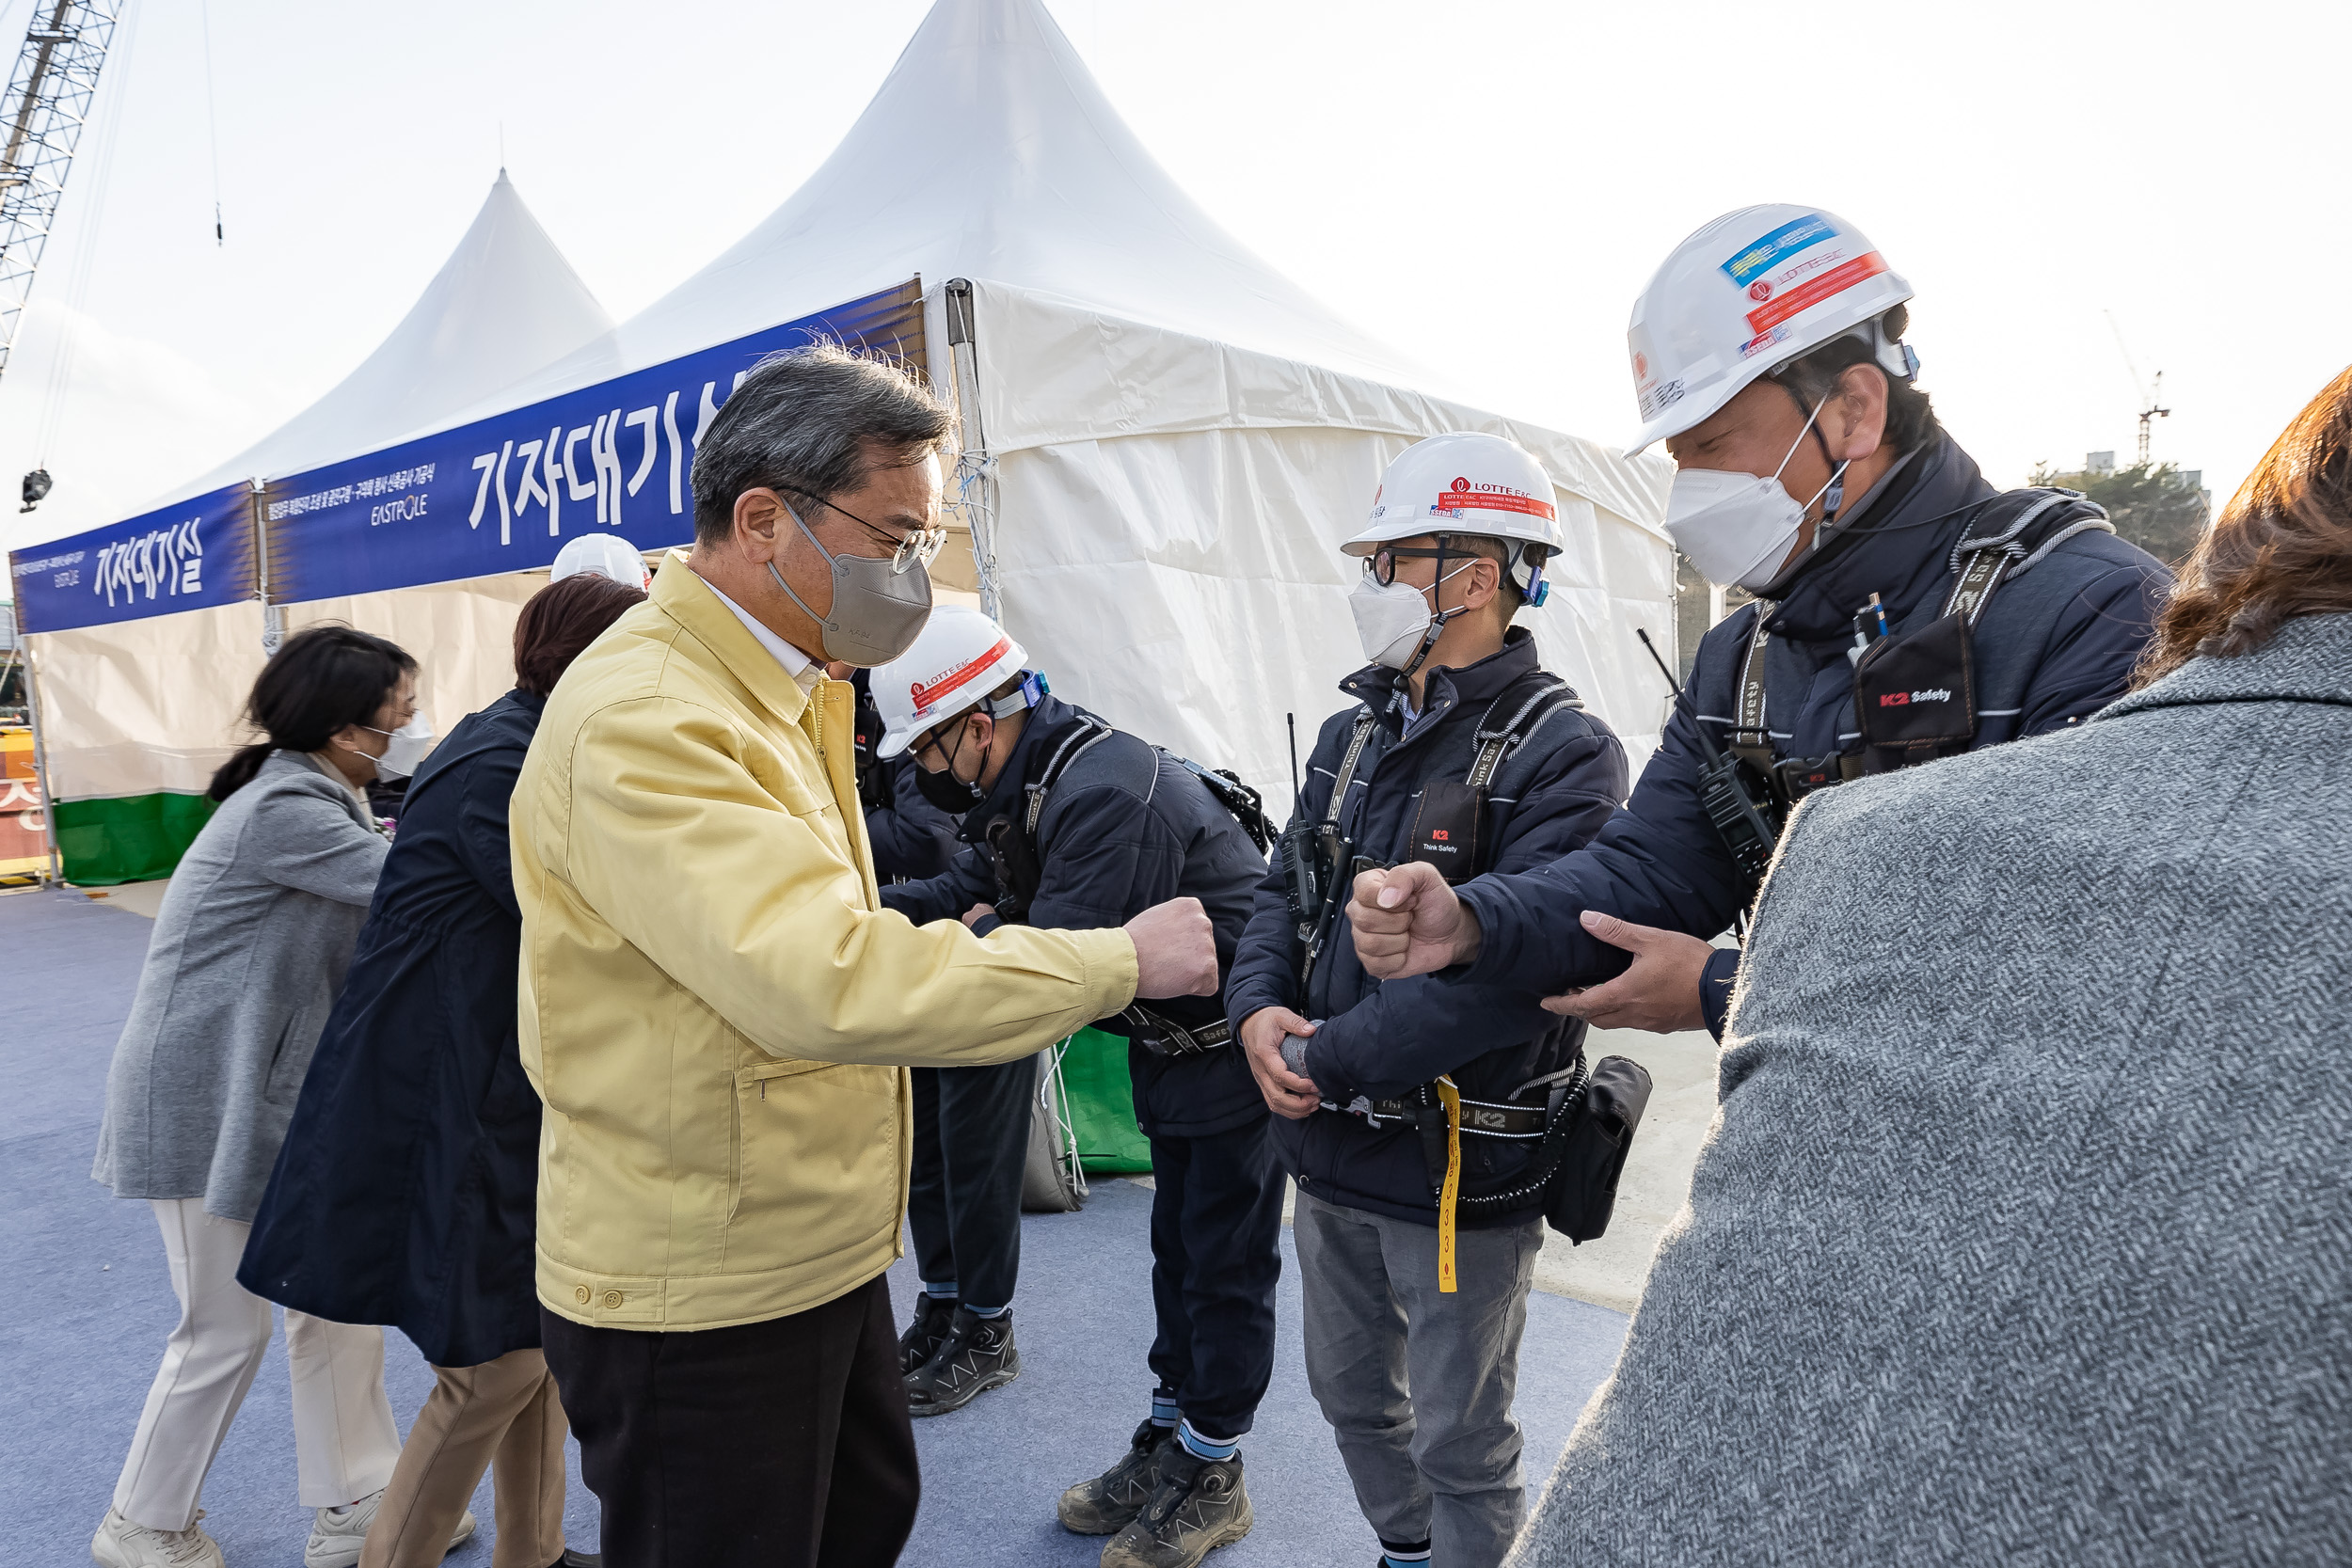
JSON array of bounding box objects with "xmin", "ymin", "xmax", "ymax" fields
[
  {"xmin": 87, "ymin": 626, "xmax": 468, "ymax": 1568},
  {"xmin": 1510, "ymin": 368, "xmax": 2352, "ymax": 1568}
]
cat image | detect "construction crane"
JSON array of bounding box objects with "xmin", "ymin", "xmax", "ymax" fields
[
  {"xmin": 2103, "ymin": 309, "xmax": 2171, "ymax": 467},
  {"xmin": 0, "ymin": 0, "xmax": 126, "ymax": 512}
]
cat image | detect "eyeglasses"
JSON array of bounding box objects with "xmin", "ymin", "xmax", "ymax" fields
[
  {"xmin": 1364, "ymin": 545, "xmax": 1453, "ymax": 588},
  {"xmin": 818, "ymin": 495, "xmax": 947, "ymax": 575}
]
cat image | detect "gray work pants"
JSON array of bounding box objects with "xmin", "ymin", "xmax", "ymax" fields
[{"xmin": 1294, "ymin": 1189, "xmax": 1543, "ymax": 1568}]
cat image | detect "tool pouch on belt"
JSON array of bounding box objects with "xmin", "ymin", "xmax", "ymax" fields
[
  {"xmin": 1851, "ymin": 610, "xmax": 1978, "ymax": 773},
  {"xmin": 1540, "ymin": 1055, "xmax": 1654, "ymax": 1244}
]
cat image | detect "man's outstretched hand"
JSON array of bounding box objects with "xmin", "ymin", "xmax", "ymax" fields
[
  {"xmin": 1538, "ymin": 911, "xmax": 1711, "ymax": 1034},
  {"xmin": 1347, "ymin": 861, "xmax": 1482, "ymax": 980},
  {"xmin": 1239, "ymin": 1006, "xmax": 1320, "ymax": 1120},
  {"xmin": 1125, "ymin": 897, "xmax": 1219, "ymax": 999}
]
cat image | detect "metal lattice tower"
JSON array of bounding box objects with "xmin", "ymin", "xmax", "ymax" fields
[{"xmin": 0, "ymin": 0, "xmax": 123, "ymax": 383}]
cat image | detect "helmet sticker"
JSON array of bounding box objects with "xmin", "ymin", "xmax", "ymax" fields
[
  {"xmin": 1744, "ymin": 252, "xmax": 1888, "ymax": 335},
  {"xmin": 909, "ymin": 634, "xmax": 1015, "ymax": 710},
  {"xmin": 1721, "ymin": 214, "xmax": 1838, "ymax": 285}
]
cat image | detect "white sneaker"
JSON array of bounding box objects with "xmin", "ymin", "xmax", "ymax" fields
[
  {"xmin": 90, "ymin": 1507, "xmax": 225, "ymax": 1568},
  {"xmin": 304, "ymin": 1490, "xmax": 477, "ymax": 1568}
]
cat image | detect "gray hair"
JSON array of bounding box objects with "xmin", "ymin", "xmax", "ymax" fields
[{"xmin": 691, "ymin": 341, "xmax": 951, "ymax": 545}]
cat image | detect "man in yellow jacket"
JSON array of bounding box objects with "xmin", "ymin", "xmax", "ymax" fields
[{"xmin": 512, "ymin": 344, "xmax": 1217, "ymax": 1568}]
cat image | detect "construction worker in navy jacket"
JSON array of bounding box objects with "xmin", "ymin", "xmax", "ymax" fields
[
  {"xmin": 868, "ymin": 606, "xmax": 1276, "ymax": 1568},
  {"xmin": 1225, "ymin": 433, "xmax": 1629, "ymax": 1568},
  {"xmin": 1346, "ymin": 206, "xmax": 2169, "ymax": 1040}
]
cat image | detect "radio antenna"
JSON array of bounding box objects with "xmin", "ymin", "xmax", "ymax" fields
[
  {"xmin": 1286, "ymin": 712, "xmax": 1301, "ymax": 802},
  {"xmin": 1633, "ymin": 627, "xmax": 1679, "ymax": 694}
]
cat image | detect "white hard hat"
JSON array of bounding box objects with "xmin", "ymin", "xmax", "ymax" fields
[
  {"xmin": 550, "ymin": 533, "xmax": 651, "ymax": 591},
  {"xmin": 872, "ymin": 604, "xmax": 1030, "ymax": 759},
  {"xmin": 1343, "ymin": 433, "xmax": 1564, "ymax": 603},
  {"xmin": 1626, "ymin": 204, "xmax": 1916, "ymax": 454}
]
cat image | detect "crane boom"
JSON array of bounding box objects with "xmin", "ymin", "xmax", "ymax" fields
[{"xmin": 0, "ymin": 0, "xmax": 123, "ymax": 386}]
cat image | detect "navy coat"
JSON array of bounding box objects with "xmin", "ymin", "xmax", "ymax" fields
[
  {"xmin": 1446, "ymin": 436, "xmax": 2173, "ymax": 1034},
  {"xmin": 239, "ymin": 690, "xmax": 546, "ymax": 1369},
  {"xmin": 881, "ymin": 692, "xmax": 1269, "ymax": 1139},
  {"xmin": 1225, "ymin": 629, "xmax": 1629, "ymax": 1226}
]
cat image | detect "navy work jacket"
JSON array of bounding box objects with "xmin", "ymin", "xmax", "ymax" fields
[
  {"xmin": 239, "ymin": 690, "xmax": 547, "ymax": 1368},
  {"xmin": 1226, "ymin": 630, "xmax": 1629, "ymax": 1227},
  {"xmin": 881, "ymin": 692, "xmax": 1270, "ymax": 1139},
  {"xmin": 1450, "ymin": 436, "xmax": 2173, "ymax": 1034},
  {"xmin": 866, "ymin": 752, "xmax": 958, "ymax": 883}
]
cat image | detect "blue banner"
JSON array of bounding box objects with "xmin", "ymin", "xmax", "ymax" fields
[
  {"xmin": 263, "ymin": 279, "xmax": 928, "ymax": 604},
  {"xmin": 7, "ymin": 483, "xmax": 258, "ymax": 634}
]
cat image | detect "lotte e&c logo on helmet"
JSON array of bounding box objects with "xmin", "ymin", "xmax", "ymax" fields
[
  {"xmin": 1451, "ymin": 477, "xmax": 1471, "ymax": 493},
  {"xmin": 1749, "ymin": 279, "xmax": 1773, "ymax": 302},
  {"xmin": 1633, "ymin": 352, "xmax": 1648, "ymax": 381}
]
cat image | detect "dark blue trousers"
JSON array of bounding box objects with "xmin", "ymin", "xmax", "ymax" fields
[
  {"xmin": 906, "ymin": 1057, "xmax": 1036, "ymax": 1310},
  {"xmin": 1146, "ymin": 1111, "xmax": 1285, "ymax": 1439}
]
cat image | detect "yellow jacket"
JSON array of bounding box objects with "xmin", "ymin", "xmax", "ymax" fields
[{"xmin": 513, "ymin": 556, "xmax": 1138, "ymax": 1332}]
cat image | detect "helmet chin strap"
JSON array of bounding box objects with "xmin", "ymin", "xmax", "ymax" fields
[{"xmin": 1396, "ymin": 537, "xmax": 1480, "ymax": 685}]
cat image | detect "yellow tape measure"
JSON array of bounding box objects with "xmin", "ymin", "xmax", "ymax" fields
[{"xmin": 1436, "ymin": 1075, "xmax": 1461, "ymax": 1293}]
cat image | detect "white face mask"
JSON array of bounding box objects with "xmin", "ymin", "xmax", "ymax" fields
[
  {"xmin": 358, "ymin": 714, "xmax": 436, "ymax": 781},
  {"xmin": 1662, "ymin": 400, "xmax": 1848, "ymax": 592},
  {"xmin": 1347, "ymin": 558, "xmax": 1475, "ymax": 671}
]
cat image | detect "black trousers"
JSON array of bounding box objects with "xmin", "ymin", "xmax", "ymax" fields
[
  {"xmin": 539, "ymin": 1275, "xmax": 918, "ymax": 1568},
  {"xmin": 906, "ymin": 1057, "xmax": 1036, "ymax": 1309},
  {"xmin": 1146, "ymin": 1113, "xmax": 1286, "ymax": 1439}
]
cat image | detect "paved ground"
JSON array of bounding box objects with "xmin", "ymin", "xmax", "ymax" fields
[{"xmin": 2, "ymin": 883, "xmax": 1635, "ymax": 1567}]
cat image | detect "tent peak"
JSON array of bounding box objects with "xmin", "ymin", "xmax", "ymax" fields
[{"xmin": 142, "ymin": 170, "xmax": 612, "ymax": 508}]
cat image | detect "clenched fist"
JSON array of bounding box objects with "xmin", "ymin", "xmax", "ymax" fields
[
  {"xmin": 1124, "ymin": 897, "xmax": 1219, "ymax": 999},
  {"xmin": 1346, "ymin": 861, "xmax": 1482, "ymax": 980}
]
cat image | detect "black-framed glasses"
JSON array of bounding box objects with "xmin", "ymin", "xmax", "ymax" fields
[
  {"xmin": 815, "ymin": 495, "xmax": 947, "ymax": 575},
  {"xmin": 1365, "ymin": 545, "xmax": 1452, "ymax": 588}
]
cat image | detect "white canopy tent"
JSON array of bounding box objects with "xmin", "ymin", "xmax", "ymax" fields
[
  {"xmin": 449, "ymin": 0, "xmax": 1674, "ymax": 794},
  {"xmin": 22, "ymin": 172, "xmax": 613, "ymax": 882}
]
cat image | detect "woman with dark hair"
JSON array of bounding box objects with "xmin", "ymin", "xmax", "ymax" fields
[
  {"xmin": 240, "ymin": 570, "xmax": 647, "ymax": 1568},
  {"xmin": 1509, "ymin": 368, "xmax": 2352, "ymax": 1567},
  {"xmin": 90, "ymin": 625, "xmax": 426, "ymax": 1568}
]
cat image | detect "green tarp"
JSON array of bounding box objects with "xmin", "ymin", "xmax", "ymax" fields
[
  {"xmin": 1059, "ymin": 1026, "xmax": 1152, "ymax": 1175},
  {"xmin": 54, "ymin": 792, "xmax": 215, "ymax": 886}
]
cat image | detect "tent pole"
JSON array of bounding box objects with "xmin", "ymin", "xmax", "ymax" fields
[
  {"xmin": 22, "ymin": 634, "xmax": 64, "ymax": 887},
  {"xmin": 943, "ymin": 279, "xmax": 1002, "ymax": 620}
]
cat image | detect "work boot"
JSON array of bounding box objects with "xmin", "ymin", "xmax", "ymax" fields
[
  {"xmin": 1099, "ymin": 1445, "xmax": 1252, "ymax": 1568},
  {"xmin": 89, "ymin": 1507, "xmax": 224, "ymax": 1568},
  {"xmin": 898, "ymin": 1293, "xmax": 959, "ymax": 1375},
  {"xmin": 904, "ymin": 1307, "xmax": 1020, "ymax": 1417},
  {"xmin": 1058, "ymin": 1418, "xmax": 1177, "ymax": 1533}
]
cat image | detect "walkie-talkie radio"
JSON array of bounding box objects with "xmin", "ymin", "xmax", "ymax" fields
[{"xmin": 1635, "ymin": 629, "xmax": 1778, "ymax": 900}]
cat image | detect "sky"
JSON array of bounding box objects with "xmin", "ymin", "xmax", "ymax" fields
[{"xmin": 2, "ymin": 0, "xmax": 2346, "ymax": 562}]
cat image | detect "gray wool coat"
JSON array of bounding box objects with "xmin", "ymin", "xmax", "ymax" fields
[
  {"xmin": 93, "ymin": 752, "xmax": 389, "ymax": 1223},
  {"xmin": 1512, "ymin": 611, "xmax": 2352, "ymax": 1568}
]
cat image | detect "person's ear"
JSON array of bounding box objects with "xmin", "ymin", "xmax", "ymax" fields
[
  {"xmin": 734, "ymin": 487, "xmax": 787, "ymax": 563},
  {"xmin": 1827, "ymin": 364, "xmax": 1890, "ymax": 462},
  {"xmin": 1464, "ymin": 556, "xmax": 1502, "ymax": 612}
]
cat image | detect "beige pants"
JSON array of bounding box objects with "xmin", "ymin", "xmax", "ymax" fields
[
  {"xmin": 114, "ymin": 1198, "xmax": 403, "ymax": 1531},
  {"xmin": 360, "ymin": 1347, "xmax": 570, "ymax": 1568}
]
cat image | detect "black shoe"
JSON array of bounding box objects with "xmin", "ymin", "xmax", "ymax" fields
[
  {"xmin": 546, "ymin": 1553, "xmax": 602, "ymax": 1568},
  {"xmin": 898, "ymin": 1294, "xmax": 960, "ymax": 1376},
  {"xmin": 1100, "ymin": 1444, "xmax": 1252, "ymax": 1567},
  {"xmin": 1058, "ymin": 1418, "xmax": 1177, "ymax": 1534},
  {"xmin": 904, "ymin": 1307, "xmax": 1020, "ymax": 1417}
]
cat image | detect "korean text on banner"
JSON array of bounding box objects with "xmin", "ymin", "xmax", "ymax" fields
[
  {"xmin": 8, "ymin": 483, "xmax": 258, "ymax": 635},
  {"xmin": 262, "ymin": 280, "xmax": 927, "ymax": 605}
]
